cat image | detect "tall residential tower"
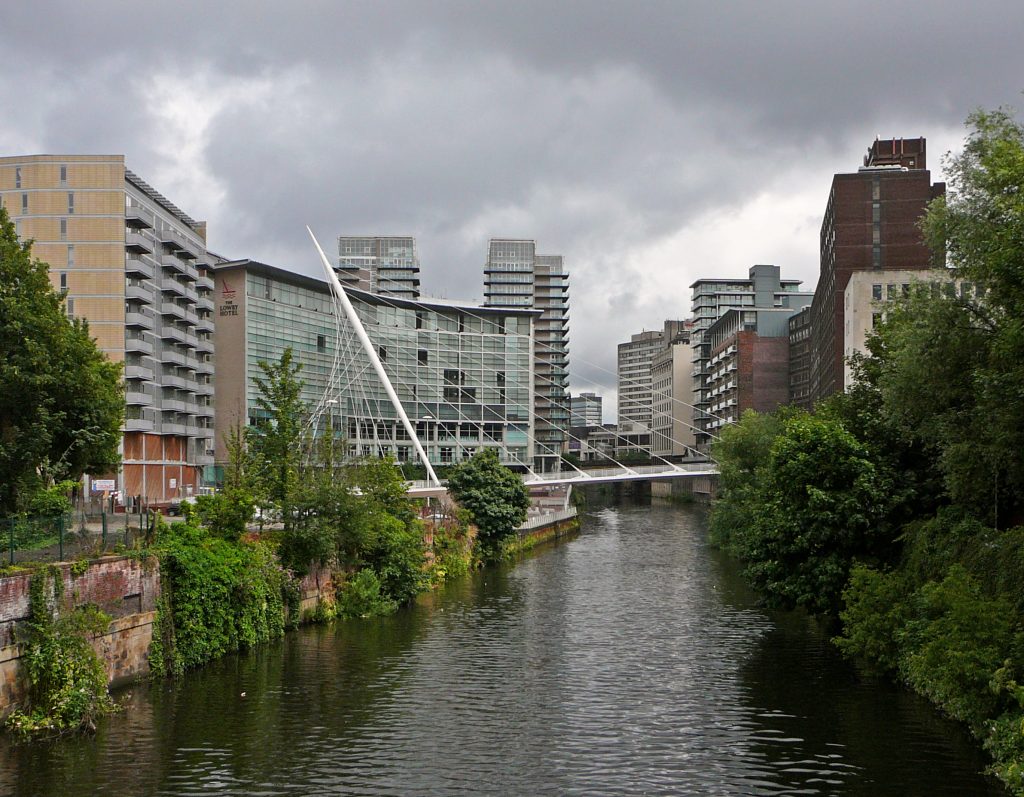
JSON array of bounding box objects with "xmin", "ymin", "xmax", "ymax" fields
[
  {"xmin": 484, "ymin": 239, "xmax": 570, "ymax": 471},
  {"xmin": 0, "ymin": 155, "xmax": 215, "ymax": 506},
  {"xmin": 337, "ymin": 236, "xmax": 421, "ymax": 299}
]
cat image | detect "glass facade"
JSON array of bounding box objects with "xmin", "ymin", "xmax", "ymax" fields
[{"xmin": 235, "ymin": 265, "xmax": 535, "ymax": 469}]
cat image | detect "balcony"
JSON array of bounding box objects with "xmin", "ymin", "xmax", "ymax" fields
[
  {"xmin": 162, "ymin": 374, "xmax": 187, "ymax": 390},
  {"xmin": 125, "ymin": 205, "xmax": 155, "ymax": 229},
  {"xmin": 160, "ymin": 254, "xmax": 188, "ymax": 275},
  {"xmin": 196, "ymin": 296, "xmax": 214, "ymax": 312},
  {"xmin": 196, "ymin": 274, "xmax": 214, "ymax": 291},
  {"xmin": 161, "ymin": 422, "xmax": 187, "ymax": 437},
  {"xmin": 195, "ymin": 317, "xmax": 214, "ymax": 333},
  {"xmin": 126, "ymin": 390, "xmax": 153, "ymax": 406},
  {"xmin": 183, "ymin": 284, "xmax": 199, "ymax": 303},
  {"xmin": 125, "ymin": 283, "xmax": 152, "ymax": 302},
  {"xmin": 125, "ymin": 418, "xmax": 154, "ymax": 432},
  {"xmin": 160, "ymin": 302, "xmax": 187, "ymax": 321},
  {"xmin": 125, "ymin": 364, "xmax": 154, "ymax": 381},
  {"xmin": 161, "ymin": 325, "xmax": 188, "ymax": 345},
  {"xmin": 184, "ymin": 308, "xmax": 199, "ymax": 326},
  {"xmin": 160, "ymin": 277, "xmax": 187, "ymax": 298},
  {"xmin": 125, "ymin": 255, "xmax": 155, "ymax": 280},
  {"xmin": 125, "ymin": 231, "xmax": 154, "ymax": 254},
  {"xmin": 156, "ymin": 226, "xmax": 186, "ymax": 249},
  {"xmin": 125, "ymin": 336, "xmax": 153, "ymax": 356},
  {"xmin": 183, "ymin": 331, "xmax": 199, "ymax": 349},
  {"xmin": 125, "ymin": 312, "xmax": 155, "ymax": 330},
  {"xmin": 162, "ymin": 398, "xmax": 188, "ymax": 413},
  {"xmin": 161, "ymin": 348, "xmax": 186, "ymax": 367}
]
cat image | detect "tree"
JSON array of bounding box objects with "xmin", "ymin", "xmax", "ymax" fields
[
  {"xmin": 0, "ymin": 207, "xmax": 123, "ymax": 514},
  {"xmin": 867, "ymin": 106, "xmax": 1024, "ymax": 526},
  {"xmin": 193, "ymin": 424, "xmax": 255, "ymax": 540},
  {"xmin": 445, "ymin": 448, "xmax": 529, "ymax": 561},
  {"xmin": 718, "ymin": 411, "xmax": 895, "ymax": 615},
  {"xmin": 248, "ymin": 349, "xmax": 305, "ymax": 528}
]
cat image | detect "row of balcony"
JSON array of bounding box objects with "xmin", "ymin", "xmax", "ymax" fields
[
  {"xmin": 708, "ymin": 344, "xmax": 737, "ymax": 368},
  {"xmin": 124, "ymin": 417, "xmax": 214, "ymax": 437}
]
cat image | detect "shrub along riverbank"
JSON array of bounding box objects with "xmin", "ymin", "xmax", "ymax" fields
[{"xmin": 710, "ymin": 108, "xmax": 1024, "ymax": 793}]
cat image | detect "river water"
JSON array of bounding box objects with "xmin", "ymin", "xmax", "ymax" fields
[{"xmin": 0, "ymin": 501, "xmax": 1006, "ymax": 795}]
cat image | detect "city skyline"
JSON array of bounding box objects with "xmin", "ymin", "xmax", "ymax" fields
[{"xmin": 3, "ymin": 2, "xmax": 1024, "ymax": 414}]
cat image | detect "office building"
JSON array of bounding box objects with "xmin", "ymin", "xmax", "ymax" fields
[
  {"xmin": 484, "ymin": 239, "xmax": 570, "ymax": 471},
  {"xmin": 0, "ymin": 155, "xmax": 215, "ymax": 506},
  {"xmin": 690, "ymin": 265, "xmax": 812, "ymax": 445},
  {"xmin": 809, "ymin": 137, "xmax": 944, "ymax": 402},
  {"xmin": 617, "ymin": 320, "xmax": 687, "ymax": 436},
  {"xmin": 213, "ymin": 259, "xmax": 537, "ymax": 471},
  {"xmin": 570, "ymin": 392, "xmax": 603, "ymax": 427},
  {"xmin": 337, "ymin": 236, "xmax": 421, "ymax": 299}
]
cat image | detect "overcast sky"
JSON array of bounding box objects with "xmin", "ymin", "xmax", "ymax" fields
[{"xmin": 3, "ymin": 1, "xmax": 1023, "ymax": 419}]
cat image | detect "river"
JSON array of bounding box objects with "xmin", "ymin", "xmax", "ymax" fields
[{"xmin": 0, "ymin": 500, "xmax": 1006, "ymax": 795}]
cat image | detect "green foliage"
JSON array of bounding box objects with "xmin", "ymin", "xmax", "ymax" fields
[
  {"xmin": 835, "ymin": 565, "xmax": 909, "ymax": 675},
  {"xmin": 0, "ymin": 207, "xmax": 123, "ymax": 515},
  {"xmin": 151, "ymin": 520, "xmax": 291, "ymax": 676},
  {"xmin": 446, "ymin": 448, "xmax": 529, "ymax": 561},
  {"xmin": 430, "ymin": 519, "xmax": 472, "ymax": 584},
  {"xmin": 337, "ymin": 569, "xmax": 397, "ymax": 619},
  {"xmin": 194, "ymin": 424, "xmax": 256, "ymax": 541},
  {"xmin": 25, "ymin": 481, "xmax": 77, "ymax": 518},
  {"xmin": 249, "ymin": 348, "xmax": 306, "ymax": 529},
  {"xmin": 712, "ymin": 410, "xmax": 895, "ymax": 615},
  {"xmin": 898, "ymin": 566, "xmax": 1015, "ymax": 729},
  {"xmin": 361, "ymin": 514, "xmax": 426, "ymax": 605},
  {"xmin": 6, "ymin": 569, "xmax": 116, "ymax": 737}
]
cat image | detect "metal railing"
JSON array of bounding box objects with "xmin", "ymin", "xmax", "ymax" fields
[
  {"xmin": 518, "ymin": 506, "xmax": 578, "ymax": 532},
  {"xmin": 0, "ymin": 509, "xmax": 160, "ymax": 565}
]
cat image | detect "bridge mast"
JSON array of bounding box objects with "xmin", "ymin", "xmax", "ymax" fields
[{"xmin": 307, "ymin": 227, "xmax": 441, "ymax": 488}]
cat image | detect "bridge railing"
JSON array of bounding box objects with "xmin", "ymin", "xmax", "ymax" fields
[{"xmin": 524, "ymin": 462, "xmax": 716, "ymax": 482}]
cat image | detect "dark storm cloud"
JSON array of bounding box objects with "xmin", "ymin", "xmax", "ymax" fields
[{"xmin": 3, "ymin": 1, "xmax": 1023, "ymax": 409}]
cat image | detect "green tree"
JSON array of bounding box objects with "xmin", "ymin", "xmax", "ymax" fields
[
  {"xmin": 446, "ymin": 448, "xmax": 529, "ymax": 561},
  {"xmin": 0, "ymin": 207, "xmax": 123, "ymax": 514},
  {"xmin": 912, "ymin": 107, "xmax": 1024, "ymax": 525},
  {"xmin": 193, "ymin": 424, "xmax": 255, "ymax": 540},
  {"xmin": 720, "ymin": 412, "xmax": 895, "ymax": 615},
  {"xmin": 249, "ymin": 349, "xmax": 305, "ymax": 528}
]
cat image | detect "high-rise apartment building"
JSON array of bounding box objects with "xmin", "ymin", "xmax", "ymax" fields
[
  {"xmin": 484, "ymin": 239, "xmax": 569, "ymax": 471},
  {"xmin": 0, "ymin": 155, "xmax": 215, "ymax": 506},
  {"xmin": 337, "ymin": 236, "xmax": 421, "ymax": 299},
  {"xmin": 704, "ymin": 308, "xmax": 797, "ymax": 433},
  {"xmin": 617, "ymin": 320, "xmax": 687, "ymax": 442},
  {"xmin": 650, "ymin": 326, "xmax": 696, "ymax": 457},
  {"xmin": 570, "ymin": 392, "xmax": 603, "ymax": 427},
  {"xmin": 690, "ymin": 265, "xmax": 811, "ymax": 446},
  {"xmin": 808, "ymin": 137, "xmax": 944, "ymax": 403}
]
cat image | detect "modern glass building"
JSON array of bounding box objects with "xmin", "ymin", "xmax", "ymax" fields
[
  {"xmin": 484, "ymin": 239, "xmax": 570, "ymax": 471},
  {"xmin": 213, "ymin": 259, "xmax": 537, "ymax": 473}
]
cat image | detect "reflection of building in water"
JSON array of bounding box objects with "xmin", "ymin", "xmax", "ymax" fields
[{"xmin": 212, "ymin": 259, "xmax": 537, "ymax": 476}]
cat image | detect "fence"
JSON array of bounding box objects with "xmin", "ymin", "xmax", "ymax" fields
[{"xmin": 1, "ymin": 509, "xmax": 160, "ymax": 566}]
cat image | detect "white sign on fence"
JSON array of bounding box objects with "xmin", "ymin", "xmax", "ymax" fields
[{"xmin": 92, "ymin": 479, "xmax": 116, "ymax": 492}]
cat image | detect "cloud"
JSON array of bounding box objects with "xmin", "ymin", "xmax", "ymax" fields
[{"xmin": 2, "ymin": 1, "xmax": 1022, "ymax": 419}]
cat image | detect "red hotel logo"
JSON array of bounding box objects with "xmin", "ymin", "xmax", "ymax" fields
[{"xmin": 221, "ymin": 279, "xmax": 237, "ymax": 300}]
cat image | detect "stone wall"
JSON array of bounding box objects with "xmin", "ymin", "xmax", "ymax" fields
[{"xmin": 0, "ymin": 556, "xmax": 161, "ymax": 716}]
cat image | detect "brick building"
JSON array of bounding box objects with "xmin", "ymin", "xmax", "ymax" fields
[
  {"xmin": 808, "ymin": 137, "xmax": 944, "ymax": 403},
  {"xmin": 704, "ymin": 308, "xmax": 798, "ymax": 433}
]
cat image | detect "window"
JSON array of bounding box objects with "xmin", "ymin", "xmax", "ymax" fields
[
  {"xmin": 67, "ymin": 244, "xmax": 75, "ymax": 266},
  {"xmin": 418, "ymin": 349, "xmax": 428, "ymax": 365},
  {"xmin": 60, "ymin": 165, "xmax": 67, "ymax": 185},
  {"xmin": 872, "ymin": 203, "xmax": 880, "ymax": 223},
  {"xmin": 871, "ymin": 312, "xmax": 882, "ymax": 328},
  {"xmin": 66, "ymin": 298, "xmax": 74, "ymax": 319},
  {"xmin": 316, "ymin": 334, "xmax": 326, "ymax": 353},
  {"xmin": 887, "ymin": 284, "xmax": 898, "ymax": 300},
  {"xmin": 14, "ymin": 167, "xmax": 21, "ymax": 189},
  {"xmin": 21, "ymin": 193, "xmax": 28, "ymax": 214},
  {"xmin": 60, "ymin": 272, "xmax": 67, "ymax": 290},
  {"xmin": 871, "ymin": 284, "xmax": 882, "ymax": 301},
  {"xmin": 60, "ymin": 218, "xmax": 67, "ymax": 240},
  {"xmin": 67, "ymin": 192, "xmax": 74, "ymax": 214},
  {"xmin": 378, "ymin": 345, "xmax": 387, "ymax": 361}
]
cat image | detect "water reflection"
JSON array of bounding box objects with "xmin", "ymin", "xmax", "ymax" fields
[{"xmin": 0, "ymin": 501, "xmax": 1005, "ymax": 795}]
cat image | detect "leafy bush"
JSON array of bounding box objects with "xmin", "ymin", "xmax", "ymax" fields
[
  {"xmin": 151, "ymin": 521, "xmax": 291, "ymax": 675},
  {"xmin": 6, "ymin": 568, "xmax": 115, "ymax": 737},
  {"xmin": 835, "ymin": 565, "xmax": 909, "ymax": 675},
  {"xmin": 337, "ymin": 569, "xmax": 397, "ymax": 619},
  {"xmin": 446, "ymin": 449, "xmax": 529, "ymax": 562}
]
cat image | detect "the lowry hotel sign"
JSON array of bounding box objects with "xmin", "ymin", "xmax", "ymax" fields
[{"xmin": 219, "ymin": 279, "xmax": 239, "ymax": 316}]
